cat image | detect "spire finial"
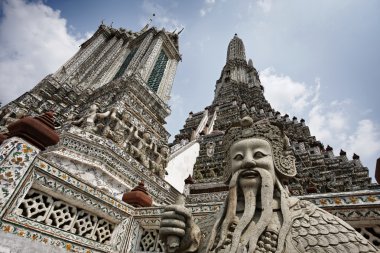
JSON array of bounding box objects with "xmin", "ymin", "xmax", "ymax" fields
[
  {"xmin": 149, "ymin": 13, "xmax": 155, "ymax": 24},
  {"xmin": 178, "ymin": 27, "xmax": 184, "ymax": 35},
  {"xmin": 141, "ymin": 13, "xmax": 156, "ymax": 32},
  {"xmin": 226, "ymin": 34, "xmax": 246, "ymax": 62}
]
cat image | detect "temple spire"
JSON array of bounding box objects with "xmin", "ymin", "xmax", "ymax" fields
[{"xmin": 226, "ymin": 33, "xmax": 246, "ymax": 62}]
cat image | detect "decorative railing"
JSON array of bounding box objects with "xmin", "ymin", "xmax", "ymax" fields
[
  {"xmin": 136, "ymin": 229, "xmax": 165, "ymax": 253},
  {"xmin": 16, "ymin": 189, "xmax": 115, "ymax": 244}
]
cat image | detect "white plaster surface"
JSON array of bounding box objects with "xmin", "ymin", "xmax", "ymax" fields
[
  {"xmin": 0, "ymin": 231, "xmax": 66, "ymax": 253},
  {"xmin": 165, "ymin": 142, "xmax": 200, "ymax": 192}
]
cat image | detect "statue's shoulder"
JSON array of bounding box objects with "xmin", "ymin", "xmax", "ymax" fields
[
  {"xmin": 196, "ymin": 213, "xmax": 218, "ymax": 239},
  {"xmin": 195, "ymin": 212, "xmax": 221, "ymax": 253},
  {"xmin": 288, "ymin": 198, "xmax": 378, "ymax": 252}
]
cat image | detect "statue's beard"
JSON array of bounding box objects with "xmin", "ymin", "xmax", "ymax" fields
[{"xmin": 207, "ymin": 168, "xmax": 275, "ymax": 253}]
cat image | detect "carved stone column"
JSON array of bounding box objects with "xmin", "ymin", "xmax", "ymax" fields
[
  {"xmin": 89, "ymin": 37, "xmax": 125, "ymax": 89},
  {"xmin": 138, "ymin": 37, "xmax": 164, "ymax": 82},
  {"xmin": 78, "ymin": 35, "xmax": 119, "ymax": 89},
  {"xmin": 126, "ymin": 32, "xmax": 154, "ymax": 75},
  {"xmin": 96, "ymin": 42, "xmax": 130, "ymax": 86},
  {"xmin": 156, "ymin": 58, "xmax": 178, "ymax": 103},
  {"xmin": 53, "ymin": 31, "xmax": 108, "ymax": 83}
]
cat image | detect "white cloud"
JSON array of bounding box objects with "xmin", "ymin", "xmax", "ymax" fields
[
  {"xmin": 307, "ymin": 97, "xmax": 379, "ymax": 177},
  {"xmin": 308, "ymin": 103, "xmax": 349, "ymax": 142},
  {"xmin": 256, "ymin": 0, "xmax": 272, "ymax": 13},
  {"xmin": 260, "ymin": 67, "xmax": 319, "ymax": 115},
  {"xmin": 199, "ymin": 0, "xmax": 217, "ymax": 17},
  {"xmin": 141, "ymin": 0, "xmax": 183, "ymax": 31},
  {"xmin": 344, "ymin": 120, "xmax": 380, "ymax": 161},
  {"xmin": 0, "ymin": 0, "xmax": 86, "ymax": 105}
]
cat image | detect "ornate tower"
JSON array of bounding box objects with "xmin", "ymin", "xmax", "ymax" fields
[
  {"xmin": 0, "ymin": 24, "xmax": 183, "ymax": 253},
  {"xmin": 0, "ymin": 23, "xmax": 183, "ymax": 199},
  {"xmin": 171, "ymin": 35, "xmax": 379, "ymax": 246},
  {"xmin": 1, "ymin": 24, "xmax": 180, "ymax": 127}
]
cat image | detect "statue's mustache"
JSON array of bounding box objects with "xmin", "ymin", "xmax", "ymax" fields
[{"xmin": 239, "ymin": 169, "xmax": 260, "ymax": 179}]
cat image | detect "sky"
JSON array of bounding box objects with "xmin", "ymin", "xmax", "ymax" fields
[{"xmin": 0, "ymin": 0, "xmax": 379, "ymax": 181}]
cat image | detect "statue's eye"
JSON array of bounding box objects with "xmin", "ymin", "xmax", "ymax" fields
[
  {"xmin": 233, "ymin": 154, "xmax": 244, "ymax": 160},
  {"xmin": 254, "ymin": 151, "xmax": 266, "ymax": 159}
]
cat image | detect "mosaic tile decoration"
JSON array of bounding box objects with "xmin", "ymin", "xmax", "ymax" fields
[{"xmin": 0, "ymin": 138, "xmax": 39, "ymax": 215}]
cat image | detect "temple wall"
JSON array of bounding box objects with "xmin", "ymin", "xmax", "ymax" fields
[
  {"xmin": 166, "ymin": 142, "xmax": 200, "ymax": 192},
  {"xmin": 0, "ymin": 232, "xmax": 67, "ymax": 253}
]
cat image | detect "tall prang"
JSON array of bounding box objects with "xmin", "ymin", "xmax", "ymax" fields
[
  {"xmin": 171, "ymin": 35, "xmax": 380, "ymax": 246},
  {"xmin": 0, "ymin": 23, "xmax": 183, "ymax": 253},
  {"xmin": 174, "ymin": 34, "xmax": 371, "ymax": 193},
  {"xmin": 1, "ymin": 24, "xmax": 179, "ymax": 128},
  {"xmin": 0, "ymin": 23, "xmax": 182, "ymax": 202}
]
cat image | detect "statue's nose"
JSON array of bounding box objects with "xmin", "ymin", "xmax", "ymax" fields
[{"xmin": 242, "ymin": 159, "xmax": 256, "ymax": 169}]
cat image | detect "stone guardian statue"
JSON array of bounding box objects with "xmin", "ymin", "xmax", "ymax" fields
[{"xmin": 159, "ymin": 117, "xmax": 377, "ymax": 253}]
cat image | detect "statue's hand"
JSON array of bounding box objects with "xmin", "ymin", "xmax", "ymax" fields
[{"xmin": 160, "ymin": 205, "xmax": 200, "ymax": 252}]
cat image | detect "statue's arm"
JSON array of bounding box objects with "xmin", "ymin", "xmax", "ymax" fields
[
  {"xmin": 71, "ymin": 117, "xmax": 83, "ymax": 125},
  {"xmin": 110, "ymin": 109, "xmax": 118, "ymax": 120},
  {"xmin": 97, "ymin": 110, "xmax": 111, "ymax": 119},
  {"xmin": 133, "ymin": 129, "xmax": 140, "ymax": 139},
  {"xmin": 153, "ymin": 143, "xmax": 159, "ymax": 156},
  {"xmin": 160, "ymin": 205, "xmax": 201, "ymax": 253}
]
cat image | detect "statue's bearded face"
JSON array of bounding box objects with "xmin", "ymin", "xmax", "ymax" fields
[
  {"xmin": 230, "ymin": 138, "xmax": 276, "ymax": 187},
  {"xmin": 208, "ymin": 138, "xmax": 278, "ymax": 252}
]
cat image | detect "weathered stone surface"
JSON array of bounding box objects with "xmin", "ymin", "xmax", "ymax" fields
[{"xmin": 0, "ymin": 231, "xmax": 66, "ymax": 253}]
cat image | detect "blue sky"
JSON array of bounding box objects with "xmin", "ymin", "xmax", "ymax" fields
[{"xmin": 0, "ymin": 0, "xmax": 379, "ymax": 180}]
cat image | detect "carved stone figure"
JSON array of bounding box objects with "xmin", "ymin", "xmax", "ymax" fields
[
  {"xmin": 0, "ymin": 108, "xmax": 27, "ymax": 126},
  {"xmin": 101, "ymin": 107, "xmax": 117, "ymax": 137},
  {"xmin": 150, "ymin": 144, "xmax": 169, "ymax": 178},
  {"xmin": 113, "ymin": 112, "xmax": 135, "ymax": 148},
  {"xmin": 160, "ymin": 117, "xmax": 377, "ymax": 253},
  {"xmin": 130, "ymin": 129, "xmax": 153, "ymax": 168},
  {"xmin": 101, "ymin": 108, "xmax": 134, "ymax": 146},
  {"xmin": 72, "ymin": 103, "xmax": 111, "ymax": 133},
  {"xmin": 206, "ymin": 141, "xmax": 215, "ymax": 157},
  {"xmin": 193, "ymin": 169, "xmax": 203, "ymax": 180},
  {"xmin": 68, "ymin": 71, "xmax": 80, "ymax": 85},
  {"xmin": 205, "ymin": 168, "xmax": 216, "ymax": 178},
  {"xmin": 55, "ymin": 66, "xmax": 67, "ymax": 80}
]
